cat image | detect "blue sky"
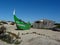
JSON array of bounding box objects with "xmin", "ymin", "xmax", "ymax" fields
[{"xmin": 0, "ymin": 0, "xmax": 60, "ymax": 23}]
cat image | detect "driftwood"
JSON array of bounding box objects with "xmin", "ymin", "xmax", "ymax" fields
[
  {"xmin": 0, "ymin": 25, "xmax": 6, "ymax": 34},
  {"xmin": 6, "ymin": 32, "xmax": 21, "ymax": 43},
  {"xmin": 7, "ymin": 32, "xmax": 21, "ymax": 39}
]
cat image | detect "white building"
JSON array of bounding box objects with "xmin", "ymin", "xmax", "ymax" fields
[{"xmin": 33, "ymin": 19, "xmax": 55, "ymax": 29}]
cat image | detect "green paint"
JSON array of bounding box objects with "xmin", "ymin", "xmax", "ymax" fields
[{"xmin": 13, "ymin": 11, "xmax": 31, "ymax": 30}]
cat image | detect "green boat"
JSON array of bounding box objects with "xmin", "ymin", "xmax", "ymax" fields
[{"xmin": 13, "ymin": 10, "xmax": 31, "ymax": 30}]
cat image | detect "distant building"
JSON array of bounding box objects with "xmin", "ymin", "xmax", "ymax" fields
[{"xmin": 32, "ymin": 19, "xmax": 55, "ymax": 29}]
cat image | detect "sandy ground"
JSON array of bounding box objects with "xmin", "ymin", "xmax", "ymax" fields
[{"xmin": 0, "ymin": 24, "xmax": 60, "ymax": 45}]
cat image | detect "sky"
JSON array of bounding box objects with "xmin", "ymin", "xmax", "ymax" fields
[{"xmin": 0, "ymin": 0, "xmax": 60, "ymax": 23}]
